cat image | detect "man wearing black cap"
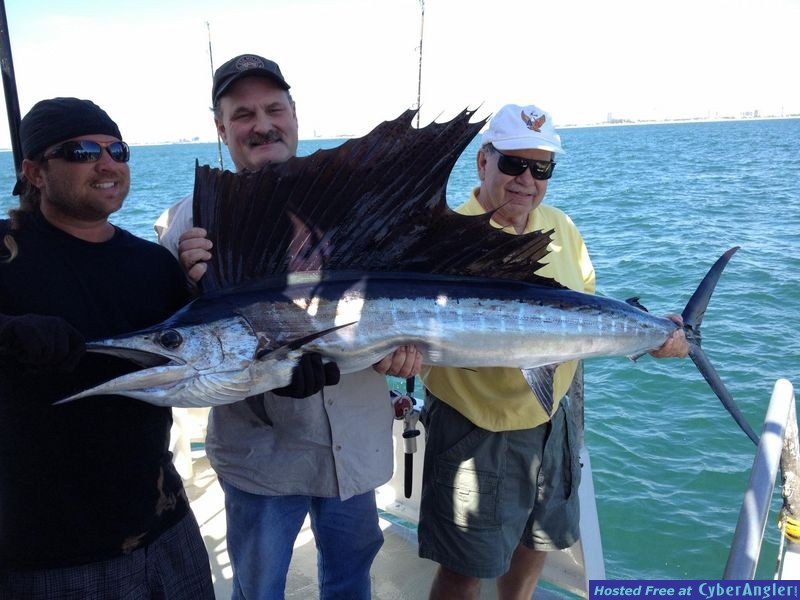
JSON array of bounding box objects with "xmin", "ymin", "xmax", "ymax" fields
[
  {"xmin": 155, "ymin": 53, "xmax": 299, "ymax": 256},
  {"xmin": 154, "ymin": 54, "xmax": 421, "ymax": 599},
  {"xmin": 0, "ymin": 97, "xmax": 214, "ymax": 598}
]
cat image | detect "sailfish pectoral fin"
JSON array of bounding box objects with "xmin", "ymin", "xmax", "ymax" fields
[
  {"xmin": 521, "ymin": 364, "xmax": 559, "ymax": 416},
  {"xmin": 247, "ymin": 322, "xmax": 360, "ymax": 401},
  {"xmin": 255, "ymin": 322, "xmax": 358, "ymax": 360}
]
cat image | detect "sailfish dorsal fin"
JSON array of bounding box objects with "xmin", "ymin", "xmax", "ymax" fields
[{"xmin": 192, "ymin": 108, "xmax": 563, "ymax": 293}]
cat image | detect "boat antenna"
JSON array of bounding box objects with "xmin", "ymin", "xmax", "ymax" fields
[
  {"xmin": 415, "ymin": 0, "xmax": 425, "ymax": 128},
  {"xmin": 206, "ymin": 21, "xmax": 224, "ymax": 170},
  {"xmin": 0, "ymin": 0, "xmax": 22, "ymax": 183}
]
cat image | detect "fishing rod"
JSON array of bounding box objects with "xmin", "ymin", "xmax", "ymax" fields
[
  {"xmin": 206, "ymin": 21, "xmax": 224, "ymax": 170},
  {"xmin": 0, "ymin": 0, "xmax": 22, "ymax": 183},
  {"xmin": 415, "ymin": 0, "xmax": 425, "ymax": 129}
]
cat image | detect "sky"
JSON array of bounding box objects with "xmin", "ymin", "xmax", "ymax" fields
[{"xmin": 1, "ymin": 0, "xmax": 798, "ymax": 148}]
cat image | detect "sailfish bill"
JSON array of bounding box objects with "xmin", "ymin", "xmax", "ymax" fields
[{"xmin": 58, "ymin": 109, "xmax": 756, "ymax": 445}]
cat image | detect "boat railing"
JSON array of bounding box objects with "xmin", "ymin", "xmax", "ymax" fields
[{"xmin": 723, "ymin": 378, "xmax": 797, "ymax": 579}]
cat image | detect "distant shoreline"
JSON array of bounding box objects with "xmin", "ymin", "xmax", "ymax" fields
[
  {"xmin": 559, "ymin": 113, "xmax": 800, "ymax": 130},
  {"xmin": 0, "ymin": 114, "xmax": 798, "ymax": 151}
]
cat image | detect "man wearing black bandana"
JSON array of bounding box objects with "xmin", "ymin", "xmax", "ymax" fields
[{"xmin": 0, "ymin": 98, "xmax": 214, "ymax": 598}]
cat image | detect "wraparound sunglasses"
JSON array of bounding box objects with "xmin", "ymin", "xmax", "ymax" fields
[{"xmin": 42, "ymin": 140, "xmax": 130, "ymax": 163}]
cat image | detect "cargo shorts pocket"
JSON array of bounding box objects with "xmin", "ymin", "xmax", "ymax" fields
[
  {"xmin": 540, "ymin": 404, "xmax": 581, "ymax": 505},
  {"xmin": 432, "ymin": 428, "xmax": 502, "ymax": 530}
]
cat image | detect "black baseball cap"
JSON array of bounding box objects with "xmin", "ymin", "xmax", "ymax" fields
[{"xmin": 212, "ymin": 54, "xmax": 290, "ymax": 104}]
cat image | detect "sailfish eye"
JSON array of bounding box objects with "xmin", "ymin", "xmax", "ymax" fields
[{"xmin": 158, "ymin": 329, "xmax": 183, "ymax": 350}]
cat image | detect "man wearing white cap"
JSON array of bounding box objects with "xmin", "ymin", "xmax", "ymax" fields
[{"xmin": 418, "ymin": 104, "xmax": 687, "ymax": 599}]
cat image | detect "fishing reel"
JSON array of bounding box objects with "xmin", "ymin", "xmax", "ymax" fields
[{"xmin": 390, "ymin": 379, "xmax": 421, "ymax": 498}]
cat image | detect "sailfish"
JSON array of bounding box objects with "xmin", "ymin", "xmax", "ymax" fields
[{"xmin": 59, "ymin": 108, "xmax": 758, "ymax": 445}]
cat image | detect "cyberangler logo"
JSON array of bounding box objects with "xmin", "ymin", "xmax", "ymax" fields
[
  {"xmin": 521, "ymin": 110, "xmax": 546, "ymax": 132},
  {"xmin": 235, "ymin": 55, "xmax": 266, "ymax": 72}
]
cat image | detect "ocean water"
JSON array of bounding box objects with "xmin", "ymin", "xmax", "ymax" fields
[{"xmin": 1, "ymin": 117, "xmax": 799, "ymax": 581}]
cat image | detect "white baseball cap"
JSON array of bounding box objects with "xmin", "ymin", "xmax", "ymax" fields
[{"xmin": 480, "ymin": 104, "xmax": 565, "ymax": 154}]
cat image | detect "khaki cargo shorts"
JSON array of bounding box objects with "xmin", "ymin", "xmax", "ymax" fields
[{"xmin": 417, "ymin": 394, "xmax": 581, "ymax": 579}]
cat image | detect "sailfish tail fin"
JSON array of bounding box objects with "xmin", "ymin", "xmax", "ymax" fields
[
  {"xmin": 688, "ymin": 346, "xmax": 759, "ymax": 445},
  {"xmin": 682, "ymin": 247, "xmax": 759, "ymax": 445}
]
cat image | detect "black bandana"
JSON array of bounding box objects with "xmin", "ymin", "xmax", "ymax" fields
[{"xmin": 19, "ymin": 97, "xmax": 122, "ymax": 160}]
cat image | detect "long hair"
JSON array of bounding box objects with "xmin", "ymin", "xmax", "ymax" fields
[{"xmin": 3, "ymin": 169, "xmax": 42, "ymax": 262}]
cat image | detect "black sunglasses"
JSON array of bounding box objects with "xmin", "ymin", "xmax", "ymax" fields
[
  {"xmin": 42, "ymin": 140, "xmax": 130, "ymax": 163},
  {"xmin": 491, "ymin": 146, "xmax": 555, "ymax": 180}
]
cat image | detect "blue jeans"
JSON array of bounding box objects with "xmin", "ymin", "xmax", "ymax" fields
[{"xmin": 220, "ymin": 479, "xmax": 383, "ymax": 600}]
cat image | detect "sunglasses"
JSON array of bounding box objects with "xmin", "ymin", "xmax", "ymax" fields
[
  {"xmin": 492, "ymin": 146, "xmax": 555, "ymax": 180},
  {"xmin": 42, "ymin": 140, "xmax": 130, "ymax": 163}
]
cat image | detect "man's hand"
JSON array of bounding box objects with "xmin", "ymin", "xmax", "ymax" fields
[
  {"xmin": 273, "ymin": 353, "xmax": 341, "ymax": 398},
  {"xmin": 0, "ymin": 314, "xmax": 85, "ymax": 371},
  {"xmin": 178, "ymin": 227, "xmax": 213, "ymax": 283},
  {"xmin": 650, "ymin": 314, "xmax": 690, "ymax": 359},
  {"xmin": 373, "ymin": 345, "xmax": 423, "ymax": 378}
]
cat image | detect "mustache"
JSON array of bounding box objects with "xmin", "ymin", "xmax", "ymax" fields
[{"xmin": 247, "ymin": 130, "xmax": 284, "ymax": 145}]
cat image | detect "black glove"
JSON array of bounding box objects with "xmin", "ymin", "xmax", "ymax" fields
[
  {"xmin": 272, "ymin": 353, "xmax": 340, "ymax": 398},
  {"xmin": 0, "ymin": 313, "xmax": 85, "ymax": 372}
]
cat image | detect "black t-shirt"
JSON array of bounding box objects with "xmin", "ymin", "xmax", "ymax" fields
[{"xmin": 0, "ymin": 212, "xmax": 192, "ymax": 570}]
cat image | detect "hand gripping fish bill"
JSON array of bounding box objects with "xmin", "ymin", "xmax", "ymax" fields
[{"xmin": 56, "ymin": 109, "xmax": 758, "ymax": 446}]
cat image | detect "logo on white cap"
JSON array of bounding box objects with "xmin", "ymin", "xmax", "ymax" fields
[{"xmin": 521, "ymin": 110, "xmax": 546, "ymax": 132}]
